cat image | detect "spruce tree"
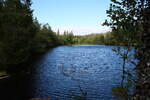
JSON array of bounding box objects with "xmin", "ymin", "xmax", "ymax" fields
[{"xmin": 0, "ymin": 0, "xmax": 37, "ymax": 73}]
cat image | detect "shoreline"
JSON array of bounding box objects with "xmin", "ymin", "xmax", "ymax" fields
[{"xmin": 0, "ymin": 75, "xmax": 9, "ymax": 80}]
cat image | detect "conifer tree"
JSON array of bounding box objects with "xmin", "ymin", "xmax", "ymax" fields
[{"xmin": 0, "ymin": 0, "xmax": 37, "ymax": 73}]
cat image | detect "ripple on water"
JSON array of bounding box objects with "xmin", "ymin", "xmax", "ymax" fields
[{"xmin": 31, "ymin": 45, "xmax": 135, "ymax": 100}]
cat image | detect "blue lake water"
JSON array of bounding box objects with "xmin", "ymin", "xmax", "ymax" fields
[{"xmin": 30, "ymin": 45, "xmax": 135, "ymax": 100}]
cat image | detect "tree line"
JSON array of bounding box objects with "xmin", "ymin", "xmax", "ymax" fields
[
  {"xmin": 0, "ymin": 0, "xmax": 61, "ymax": 73},
  {"xmin": 0, "ymin": 0, "xmax": 149, "ymax": 99},
  {"xmin": 56, "ymin": 31, "xmax": 138, "ymax": 46}
]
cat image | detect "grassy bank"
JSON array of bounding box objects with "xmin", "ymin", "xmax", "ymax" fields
[{"xmin": 0, "ymin": 71, "xmax": 7, "ymax": 77}]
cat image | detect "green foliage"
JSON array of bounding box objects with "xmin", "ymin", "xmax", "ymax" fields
[
  {"xmin": 75, "ymin": 33, "xmax": 106, "ymax": 45},
  {"xmin": 72, "ymin": 31, "xmax": 131, "ymax": 45},
  {"xmin": 0, "ymin": 0, "xmax": 60, "ymax": 73},
  {"xmin": 103, "ymin": 0, "xmax": 142, "ymax": 99},
  {"xmin": 0, "ymin": 0, "xmax": 36, "ymax": 72},
  {"xmin": 103, "ymin": 0, "xmax": 142, "ymax": 46},
  {"xmin": 56, "ymin": 30, "xmax": 137, "ymax": 46},
  {"xmin": 104, "ymin": 0, "xmax": 149, "ymax": 99},
  {"xmin": 34, "ymin": 22, "xmax": 60, "ymax": 53},
  {"xmin": 57, "ymin": 31, "xmax": 75, "ymax": 45}
]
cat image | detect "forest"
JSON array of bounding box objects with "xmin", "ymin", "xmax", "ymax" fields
[
  {"xmin": 0, "ymin": 0, "xmax": 150, "ymax": 100},
  {"xmin": 58, "ymin": 31, "xmax": 137, "ymax": 46},
  {"xmin": 0, "ymin": 0, "xmax": 136, "ymax": 73}
]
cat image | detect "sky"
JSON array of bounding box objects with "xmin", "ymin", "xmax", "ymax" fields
[{"xmin": 31, "ymin": 0, "xmax": 111, "ymax": 35}]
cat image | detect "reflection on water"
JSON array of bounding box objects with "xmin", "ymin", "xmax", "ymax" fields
[
  {"xmin": 30, "ymin": 45, "xmax": 135, "ymax": 100},
  {"xmin": 0, "ymin": 45, "xmax": 135, "ymax": 100}
]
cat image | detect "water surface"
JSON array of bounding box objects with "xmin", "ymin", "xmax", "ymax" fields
[{"xmin": 30, "ymin": 45, "xmax": 135, "ymax": 100}]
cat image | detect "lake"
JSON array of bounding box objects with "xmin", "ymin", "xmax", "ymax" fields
[{"xmin": 0, "ymin": 45, "xmax": 135, "ymax": 100}]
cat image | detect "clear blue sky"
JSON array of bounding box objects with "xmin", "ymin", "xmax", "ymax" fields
[{"xmin": 31, "ymin": 0, "xmax": 111, "ymax": 35}]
